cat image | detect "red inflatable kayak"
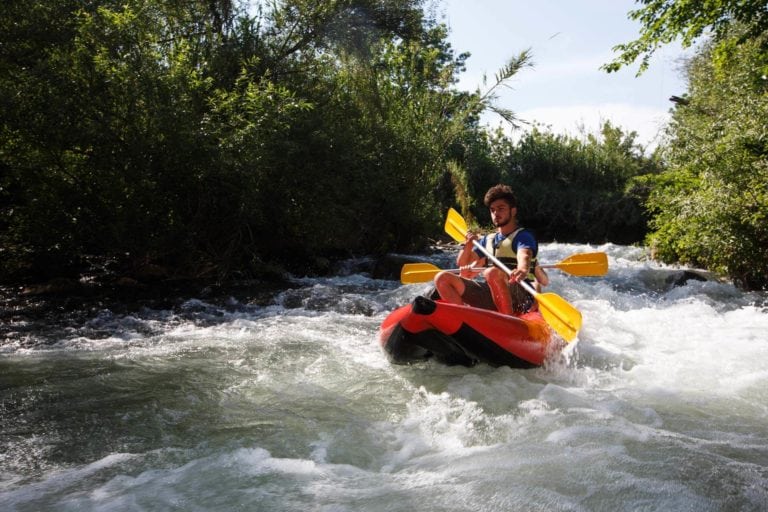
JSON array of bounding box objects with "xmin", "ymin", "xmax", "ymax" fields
[{"xmin": 379, "ymin": 296, "xmax": 557, "ymax": 368}]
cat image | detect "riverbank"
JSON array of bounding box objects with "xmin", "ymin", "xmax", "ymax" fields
[{"xmin": 0, "ymin": 251, "xmax": 436, "ymax": 351}]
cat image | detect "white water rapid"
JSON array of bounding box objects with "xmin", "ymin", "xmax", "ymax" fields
[{"xmin": 2, "ymin": 243, "xmax": 767, "ymax": 511}]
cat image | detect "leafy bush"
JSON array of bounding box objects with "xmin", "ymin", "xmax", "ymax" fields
[
  {"xmin": 644, "ymin": 29, "xmax": 768, "ymax": 289},
  {"xmin": 0, "ymin": 0, "xmax": 468, "ymax": 281},
  {"xmin": 453, "ymin": 122, "xmax": 660, "ymax": 244}
]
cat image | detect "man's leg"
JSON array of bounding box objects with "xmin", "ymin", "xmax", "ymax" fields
[
  {"xmin": 483, "ymin": 267, "xmax": 514, "ymax": 315},
  {"xmin": 434, "ymin": 271, "xmax": 466, "ymax": 305}
]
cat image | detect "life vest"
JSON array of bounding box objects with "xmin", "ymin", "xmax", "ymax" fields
[{"xmin": 484, "ymin": 228, "xmax": 538, "ymax": 281}]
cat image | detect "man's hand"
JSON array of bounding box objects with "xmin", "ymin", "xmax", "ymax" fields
[
  {"xmin": 509, "ymin": 248, "xmax": 532, "ymax": 283},
  {"xmin": 459, "ymin": 262, "xmax": 482, "ymax": 279},
  {"xmin": 457, "ymin": 231, "xmax": 480, "ymax": 270},
  {"xmin": 508, "ymin": 267, "xmax": 528, "ymax": 283}
]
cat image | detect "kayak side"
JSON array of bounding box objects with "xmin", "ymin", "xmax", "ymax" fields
[{"xmin": 379, "ymin": 296, "xmax": 554, "ymax": 368}]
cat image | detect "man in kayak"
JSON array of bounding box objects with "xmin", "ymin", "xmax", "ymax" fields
[{"xmin": 434, "ymin": 184, "xmax": 547, "ymax": 315}]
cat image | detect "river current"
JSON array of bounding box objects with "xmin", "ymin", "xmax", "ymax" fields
[{"xmin": 2, "ymin": 243, "xmax": 768, "ymax": 511}]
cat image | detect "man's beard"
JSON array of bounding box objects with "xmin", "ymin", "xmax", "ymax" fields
[{"xmin": 493, "ymin": 215, "xmax": 511, "ymax": 228}]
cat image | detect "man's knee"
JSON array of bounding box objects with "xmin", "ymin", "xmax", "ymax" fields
[
  {"xmin": 434, "ymin": 270, "xmax": 451, "ymax": 286},
  {"xmin": 483, "ymin": 267, "xmax": 506, "ymax": 283},
  {"xmin": 434, "ymin": 270, "xmax": 453, "ymax": 290},
  {"xmin": 434, "ymin": 271, "xmax": 464, "ymax": 298}
]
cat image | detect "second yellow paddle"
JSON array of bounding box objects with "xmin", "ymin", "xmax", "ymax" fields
[{"xmin": 400, "ymin": 251, "xmax": 608, "ymax": 284}]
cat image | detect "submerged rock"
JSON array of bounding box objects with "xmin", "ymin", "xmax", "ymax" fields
[
  {"xmin": 664, "ymin": 270, "xmax": 708, "ymax": 288},
  {"xmin": 21, "ymin": 277, "xmax": 92, "ymax": 296}
]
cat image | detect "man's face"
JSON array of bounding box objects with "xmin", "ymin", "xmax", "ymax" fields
[{"xmin": 489, "ymin": 199, "xmax": 514, "ymax": 228}]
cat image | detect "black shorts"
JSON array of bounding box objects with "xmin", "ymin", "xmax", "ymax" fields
[
  {"xmin": 459, "ymin": 280, "xmax": 496, "ymax": 310},
  {"xmin": 460, "ymin": 279, "xmax": 534, "ymax": 314}
]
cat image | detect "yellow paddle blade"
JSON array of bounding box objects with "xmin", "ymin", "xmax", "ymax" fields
[
  {"xmin": 536, "ymin": 292, "xmax": 582, "ymax": 342},
  {"xmin": 444, "ymin": 207, "xmax": 468, "ymax": 243},
  {"xmin": 400, "ymin": 262, "xmax": 442, "ymax": 284},
  {"xmin": 549, "ymin": 252, "xmax": 609, "ymax": 277}
]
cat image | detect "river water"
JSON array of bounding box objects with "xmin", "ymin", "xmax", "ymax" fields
[{"xmin": 1, "ymin": 243, "xmax": 768, "ymax": 511}]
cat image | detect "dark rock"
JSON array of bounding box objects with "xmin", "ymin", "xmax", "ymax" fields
[
  {"xmin": 21, "ymin": 278, "xmax": 86, "ymax": 296},
  {"xmin": 371, "ymin": 254, "xmax": 425, "ymax": 280},
  {"xmin": 114, "ymin": 276, "xmax": 142, "ymax": 288},
  {"xmin": 133, "ymin": 263, "xmax": 169, "ymax": 282},
  {"xmin": 665, "ymin": 270, "xmax": 708, "ymax": 288}
]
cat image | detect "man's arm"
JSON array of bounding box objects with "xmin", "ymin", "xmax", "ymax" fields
[
  {"xmin": 457, "ymin": 233, "xmax": 485, "ymax": 277},
  {"xmin": 509, "ymin": 247, "xmax": 532, "ymax": 283}
]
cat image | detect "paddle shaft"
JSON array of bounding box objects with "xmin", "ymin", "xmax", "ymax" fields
[
  {"xmin": 435, "ymin": 262, "xmax": 589, "ymax": 272},
  {"xmin": 469, "ymin": 239, "xmax": 538, "ymax": 297},
  {"xmin": 429, "ymin": 261, "xmax": 593, "ymax": 274},
  {"xmin": 402, "ymin": 251, "xmax": 607, "ymax": 284}
]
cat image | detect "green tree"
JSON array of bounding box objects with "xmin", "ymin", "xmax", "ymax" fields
[
  {"xmin": 492, "ymin": 122, "xmax": 658, "ymax": 244},
  {"xmin": 604, "ymin": 0, "xmax": 768, "ymax": 74},
  {"xmin": 1, "ymin": 0, "xmax": 483, "ymax": 281},
  {"xmin": 1, "ymin": 0, "xmax": 243, "ymax": 278},
  {"xmin": 603, "ymin": 1, "xmax": 768, "ymax": 289},
  {"xmin": 645, "ymin": 30, "xmax": 768, "ymax": 289}
]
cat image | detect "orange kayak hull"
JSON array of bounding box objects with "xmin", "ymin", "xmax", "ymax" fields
[{"xmin": 379, "ymin": 296, "xmax": 556, "ymax": 368}]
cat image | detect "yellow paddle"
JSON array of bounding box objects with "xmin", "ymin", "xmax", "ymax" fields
[
  {"xmin": 443, "ymin": 207, "xmax": 582, "ymax": 342},
  {"xmin": 400, "ymin": 251, "xmax": 608, "ymax": 284},
  {"xmin": 544, "ymin": 252, "xmax": 608, "ymax": 276}
]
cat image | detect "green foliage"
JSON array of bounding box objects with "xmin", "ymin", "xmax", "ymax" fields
[
  {"xmin": 442, "ymin": 121, "xmax": 659, "ymax": 244},
  {"xmin": 604, "ymin": 0, "xmax": 768, "ymax": 74},
  {"xmin": 1, "ymin": 0, "xmax": 236, "ymax": 277},
  {"xmin": 0, "ymin": 0, "xmax": 473, "ymax": 281},
  {"xmin": 0, "ymin": 0, "xmax": 664, "ymax": 285},
  {"xmin": 603, "ymin": 1, "xmax": 768, "ymax": 289},
  {"xmin": 483, "ymin": 50, "xmax": 534, "ymax": 127},
  {"xmin": 497, "ymin": 123, "xmax": 659, "ymax": 243},
  {"xmin": 644, "ymin": 29, "xmax": 768, "ymax": 290}
]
